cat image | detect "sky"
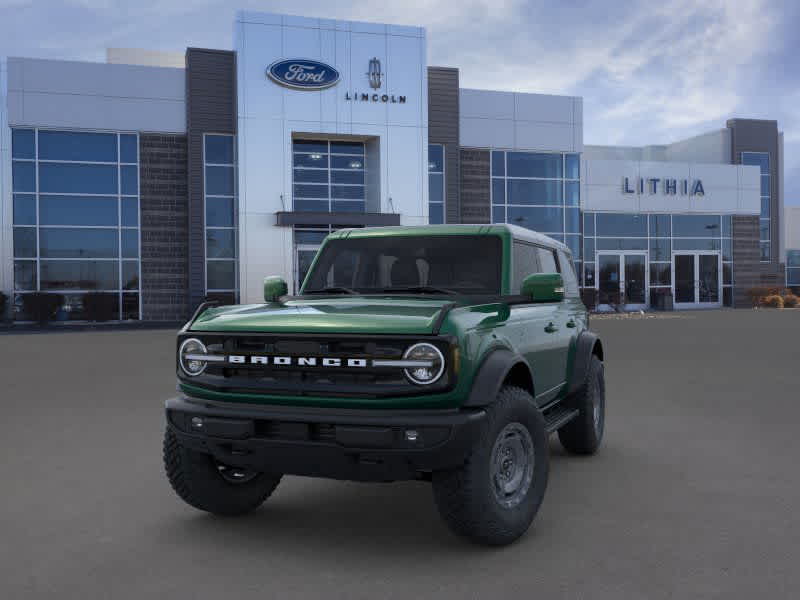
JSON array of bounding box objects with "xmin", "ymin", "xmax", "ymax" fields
[{"xmin": 1, "ymin": 0, "xmax": 798, "ymax": 205}]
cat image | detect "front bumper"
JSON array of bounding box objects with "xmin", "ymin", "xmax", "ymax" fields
[{"xmin": 166, "ymin": 396, "xmax": 486, "ymax": 482}]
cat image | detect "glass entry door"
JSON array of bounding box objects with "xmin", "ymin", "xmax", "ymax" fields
[
  {"xmin": 672, "ymin": 252, "xmax": 721, "ymax": 309},
  {"xmin": 597, "ymin": 252, "xmax": 648, "ymax": 311}
]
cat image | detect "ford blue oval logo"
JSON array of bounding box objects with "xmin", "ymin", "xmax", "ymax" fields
[{"xmin": 266, "ymin": 59, "xmax": 340, "ymax": 90}]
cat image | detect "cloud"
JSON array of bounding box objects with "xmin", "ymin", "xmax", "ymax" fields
[{"xmin": 0, "ymin": 0, "xmax": 796, "ymax": 203}]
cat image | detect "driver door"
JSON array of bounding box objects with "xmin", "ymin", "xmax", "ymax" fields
[{"xmin": 507, "ymin": 242, "xmax": 571, "ymax": 404}]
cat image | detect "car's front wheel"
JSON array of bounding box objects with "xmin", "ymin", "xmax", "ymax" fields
[
  {"xmin": 163, "ymin": 428, "xmax": 281, "ymax": 516},
  {"xmin": 432, "ymin": 386, "xmax": 549, "ymax": 546}
]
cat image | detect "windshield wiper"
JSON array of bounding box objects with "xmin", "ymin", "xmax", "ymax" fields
[
  {"xmin": 304, "ymin": 286, "xmax": 359, "ymax": 295},
  {"xmin": 379, "ymin": 285, "xmax": 457, "ymax": 295}
]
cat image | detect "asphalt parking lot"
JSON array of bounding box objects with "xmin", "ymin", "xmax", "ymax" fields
[{"xmin": 1, "ymin": 309, "xmax": 799, "ymax": 599}]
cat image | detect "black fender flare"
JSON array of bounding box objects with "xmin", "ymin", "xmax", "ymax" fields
[
  {"xmin": 463, "ymin": 348, "xmax": 534, "ymax": 407},
  {"xmin": 567, "ymin": 331, "xmax": 604, "ymax": 396}
]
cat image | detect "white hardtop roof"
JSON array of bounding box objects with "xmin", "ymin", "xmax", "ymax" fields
[{"xmin": 342, "ymin": 224, "xmax": 571, "ymax": 256}]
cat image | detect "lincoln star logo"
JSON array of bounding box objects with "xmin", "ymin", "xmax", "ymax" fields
[
  {"xmin": 367, "ymin": 57, "xmax": 382, "ymax": 89},
  {"xmin": 266, "ymin": 59, "xmax": 341, "ymax": 90}
]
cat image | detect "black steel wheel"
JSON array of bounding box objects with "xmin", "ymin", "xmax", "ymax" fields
[{"xmin": 432, "ymin": 385, "xmax": 549, "ymax": 546}]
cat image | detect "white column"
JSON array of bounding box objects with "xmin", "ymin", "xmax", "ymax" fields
[{"xmin": 0, "ymin": 58, "xmax": 12, "ymax": 299}]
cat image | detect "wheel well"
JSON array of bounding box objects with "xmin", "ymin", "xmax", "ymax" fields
[
  {"xmin": 592, "ymin": 339, "xmax": 604, "ymax": 361},
  {"xmin": 503, "ymin": 361, "xmax": 535, "ymax": 396}
]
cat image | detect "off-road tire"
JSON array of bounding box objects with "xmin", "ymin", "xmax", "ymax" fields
[
  {"xmin": 558, "ymin": 355, "xmax": 605, "ymax": 455},
  {"xmin": 432, "ymin": 386, "xmax": 549, "ymax": 546},
  {"xmin": 163, "ymin": 428, "xmax": 281, "ymax": 516}
]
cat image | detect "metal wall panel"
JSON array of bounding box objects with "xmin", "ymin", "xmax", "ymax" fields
[
  {"xmin": 185, "ymin": 48, "xmax": 237, "ymax": 312},
  {"xmin": 727, "ymin": 119, "xmax": 781, "ymax": 271},
  {"xmin": 6, "ymin": 57, "xmax": 185, "ymax": 133},
  {"xmin": 427, "ymin": 67, "xmax": 460, "ymax": 223}
]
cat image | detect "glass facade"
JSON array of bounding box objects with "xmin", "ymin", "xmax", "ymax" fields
[
  {"xmin": 491, "ymin": 150, "xmax": 581, "ymax": 271},
  {"xmin": 742, "ymin": 152, "xmax": 770, "ymax": 261},
  {"xmin": 5, "ymin": 127, "xmax": 779, "ymax": 316},
  {"xmin": 787, "ymin": 250, "xmax": 800, "ymax": 288},
  {"xmin": 292, "ymin": 140, "xmax": 365, "ymax": 213},
  {"xmin": 204, "ymin": 134, "xmax": 238, "ymax": 302},
  {"xmin": 583, "ymin": 213, "xmax": 733, "ymax": 306},
  {"xmin": 11, "ymin": 128, "xmax": 141, "ymax": 320},
  {"xmin": 428, "ymin": 144, "xmax": 444, "ymax": 224}
]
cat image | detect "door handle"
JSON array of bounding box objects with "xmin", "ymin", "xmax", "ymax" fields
[
  {"xmin": 545, "ymin": 322, "xmax": 558, "ymax": 333},
  {"xmin": 566, "ymin": 319, "xmax": 576, "ymax": 328}
]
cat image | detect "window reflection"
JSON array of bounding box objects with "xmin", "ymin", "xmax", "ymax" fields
[
  {"xmin": 204, "ymin": 134, "xmax": 238, "ymax": 296},
  {"xmin": 429, "ymin": 144, "xmax": 445, "ymax": 224},
  {"xmin": 10, "ymin": 128, "xmax": 141, "ymax": 320},
  {"xmin": 293, "ymin": 139, "xmax": 366, "ymax": 214},
  {"xmin": 582, "ymin": 212, "xmax": 734, "ymax": 303}
]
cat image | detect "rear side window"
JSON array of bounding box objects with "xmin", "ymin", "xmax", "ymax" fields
[
  {"xmin": 536, "ymin": 247, "xmax": 559, "ymax": 274},
  {"xmin": 512, "ymin": 241, "xmax": 540, "ymax": 293},
  {"xmin": 557, "ymin": 250, "xmax": 580, "ymax": 298}
]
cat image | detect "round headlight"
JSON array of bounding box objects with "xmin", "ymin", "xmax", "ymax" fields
[
  {"xmin": 179, "ymin": 338, "xmax": 208, "ymax": 376},
  {"xmin": 403, "ymin": 343, "xmax": 445, "ymax": 385}
]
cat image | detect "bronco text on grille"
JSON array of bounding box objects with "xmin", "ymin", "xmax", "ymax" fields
[{"xmin": 175, "ymin": 335, "xmax": 456, "ymax": 399}]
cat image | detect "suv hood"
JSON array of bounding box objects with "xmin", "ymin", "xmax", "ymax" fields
[{"xmin": 189, "ymin": 297, "xmax": 455, "ymax": 335}]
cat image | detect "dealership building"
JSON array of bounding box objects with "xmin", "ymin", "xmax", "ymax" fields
[{"xmin": 0, "ymin": 10, "xmax": 792, "ymax": 321}]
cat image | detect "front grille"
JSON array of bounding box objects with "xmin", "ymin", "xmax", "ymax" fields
[
  {"xmin": 209, "ymin": 337, "xmax": 405, "ymax": 360},
  {"xmin": 179, "ymin": 333, "xmax": 454, "ymax": 399}
]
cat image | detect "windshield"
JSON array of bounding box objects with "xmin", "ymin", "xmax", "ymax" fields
[{"xmin": 302, "ymin": 235, "xmax": 503, "ymax": 295}]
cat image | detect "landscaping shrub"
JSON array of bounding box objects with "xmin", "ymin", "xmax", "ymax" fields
[
  {"xmin": 762, "ymin": 295, "xmax": 784, "ymax": 309},
  {"xmin": 782, "ymin": 294, "xmax": 799, "ymax": 308},
  {"xmin": 747, "ymin": 287, "xmax": 790, "ymax": 307},
  {"xmin": 83, "ymin": 292, "xmax": 118, "ymax": 322},
  {"xmin": 21, "ymin": 292, "xmax": 64, "ymax": 324}
]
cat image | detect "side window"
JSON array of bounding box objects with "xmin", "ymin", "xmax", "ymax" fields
[
  {"xmin": 536, "ymin": 247, "xmax": 559, "ymax": 274},
  {"xmin": 557, "ymin": 250, "xmax": 580, "ymax": 298},
  {"xmin": 512, "ymin": 241, "xmax": 540, "ymax": 293}
]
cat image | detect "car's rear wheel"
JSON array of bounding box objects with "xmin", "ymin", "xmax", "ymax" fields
[
  {"xmin": 558, "ymin": 355, "xmax": 605, "ymax": 455},
  {"xmin": 163, "ymin": 428, "xmax": 281, "ymax": 516},
  {"xmin": 432, "ymin": 385, "xmax": 549, "ymax": 546}
]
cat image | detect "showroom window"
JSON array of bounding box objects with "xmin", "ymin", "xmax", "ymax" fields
[
  {"xmin": 787, "ymin": 250, "xmax": 800, "ymax": 289},
  {"xmin": 429, "ymin": 144, "xmax": 445, "ymax": 224},
  {"xmin": 204, "ymin": 134, "xmax": 238, "ymax": 303},
  {"xmin": 582, "ymin": 213, "xmax": 733, "ymax": 306},
  {"xmin": 11, "ymin": 128, "xmax": 141, "ymax": 320},
  {"xmin": 742, "ymin": 152, "xmax": 770, "ymax": 261},
  {"xmin": 491, "ymin": 150, "xmax": 580, "ymax": 271},
  {"xmin": 292, "ymin": 140, "xmax": 365, "ymax": 213}
]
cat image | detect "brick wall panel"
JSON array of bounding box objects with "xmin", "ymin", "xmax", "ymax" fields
[
  {"xmin": 459, "ymin": 149, "xmax": 490, "ymax": 224},
  {"xmin": 139, "ymin": 133, "xmax": 189, "ymax": 321}
]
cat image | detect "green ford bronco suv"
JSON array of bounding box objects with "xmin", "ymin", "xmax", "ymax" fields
[{"xmin": 164, "ymin": 224, "xmax": 605, "ymax": 545}]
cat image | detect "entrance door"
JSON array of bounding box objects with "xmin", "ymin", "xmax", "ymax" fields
[
  {"xmin": 672, "ymin": 252, "xmax": 721, "ymax": 309},
  {"xmin": 596, "ymin": 252, "xmax": 648, "ymax": 311}
]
